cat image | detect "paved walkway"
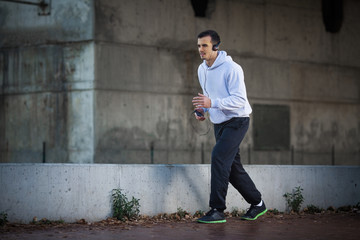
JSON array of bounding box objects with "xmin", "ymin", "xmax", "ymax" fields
[{"xmin": 1, "ymin": 213, "xmax": 360, "ymax": 240}]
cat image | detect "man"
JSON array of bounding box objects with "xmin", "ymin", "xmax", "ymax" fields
[{"xmin": 192, "ymin": 30, "xmax": 267, "ymax": 223}]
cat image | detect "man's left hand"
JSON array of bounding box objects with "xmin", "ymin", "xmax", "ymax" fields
[{"xmin": 192, "ymin": 93, "xmax": 211, "ymax": 108}]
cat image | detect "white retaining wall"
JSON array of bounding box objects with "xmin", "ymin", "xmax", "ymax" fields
[{"xmin": 0, "ymin": 164, "xmax": 359, "ymax": 223}]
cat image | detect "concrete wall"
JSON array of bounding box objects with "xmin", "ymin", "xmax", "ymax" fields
[
  {"xmin": 0, "ymin": 0, "xmax": 93, "ymax": 45},
  {"xmin": 93, "ymin": 0, "xmax": 360, "ymax": 164},
  {"xmin": 1, "ymin": 0, "xmax": 360, "ymax": 164},
  {"xmin": 1, "ymin": 164, "xmax": 359, "ymax": 223},
  {"xmin": 0, "ymin": 0, "xmax": 95, "ymax": 163}
]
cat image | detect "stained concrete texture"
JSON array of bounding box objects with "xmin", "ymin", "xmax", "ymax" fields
[
  {"xmin": 1, "ymin": 0, "xmax": 360, "ymax": 165},
  {"xmin": 1, "ymin": 164, "xmax": 359, "ymax": 223}
]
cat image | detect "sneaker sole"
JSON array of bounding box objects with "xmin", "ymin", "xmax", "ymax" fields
[
  {"xmin": 197, "ymin": 219, "xmax": 227, "ymax": 224},
  {"xmin": 241, "ymin": 209, "xmax": 268, "ymax": 221}
]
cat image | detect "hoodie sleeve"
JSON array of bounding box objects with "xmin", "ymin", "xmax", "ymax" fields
[
  {"xmin": 211, "ymin": 65, "xmax": 248, "ymax": 110},
  {"xmin": 197, "ymin": 64, "xmax": 210, "ymax": 113}
]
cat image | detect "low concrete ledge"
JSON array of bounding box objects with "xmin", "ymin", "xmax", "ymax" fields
[{"xmin": 1, "ymin": 164, "xmax": 359, "ymax": 223}]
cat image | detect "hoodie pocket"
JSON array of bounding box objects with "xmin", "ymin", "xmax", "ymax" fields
[{"xmin": 209, "ymin": 108, "xmax": 228, "ymax": 123}]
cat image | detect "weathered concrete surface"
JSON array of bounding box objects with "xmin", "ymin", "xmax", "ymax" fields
[
  {"xmin": 0, "ymin": 43, "xmax": 95, "ymax": 163},
  {"xmin": 0, "ymin": 0, "xmax": 96, "ymax": 163},
  {"xmin": 1, "ymin": 0, "xmax": 360, "ymax": 164},
  {"xmin": 92, "ymin": 0, "xmax": 360, "ymax": 164},
  {"xmin": 0, "ymin": 164, "xmax": 359, "ymax": 223},
  {"xmin": 0, "ymin": 0, "xmax": 94, "ymax": 47}
]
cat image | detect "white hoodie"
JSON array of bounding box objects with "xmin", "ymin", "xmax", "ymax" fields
[{"xmin": 198, "ymin": 51, "xmax": 252, "ymax": 124}]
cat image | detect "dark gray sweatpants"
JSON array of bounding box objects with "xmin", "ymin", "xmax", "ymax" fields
[{"xmin": 210, "ymin": 117, "xmax": 262, "ymax": 210}]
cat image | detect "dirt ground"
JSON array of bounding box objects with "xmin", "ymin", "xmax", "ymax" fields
[{"xmin": 1, "ymin": 212, "xmax": 360, "ymax": 240}]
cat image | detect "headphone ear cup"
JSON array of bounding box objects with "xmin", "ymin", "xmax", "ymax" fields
[{"xmin": 212, "ymin": 41, "xmax": 220, "ymax": 51}]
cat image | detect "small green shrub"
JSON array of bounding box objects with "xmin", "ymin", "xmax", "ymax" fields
[
  {"xmin": 31, "ymin": 217, "xmax": 65, "ymax": 225},
  {"xmin": 336, "ymin": 203, "xmax": 360, "ymax": 213},
  {"xmin": 268, "ymin": 208, "xmax": 281, "ymax": 215},
  {"xmin": 283, "ymin": 186, "xmax": 304, "ymax": 213},
  {"xmin": 337, "ymin": 205, "xmax": 352, "ymax": 212},
  {"xmin": 112, "ymin": 189, "xmax": 140, "ymax": 221},
  {"xmin": 193, "ymin": 210, "xmax": 205, "ymax": 218},
  {"xmin": 0, "ymin": 212, "xmax": 8, "ymax": 226},
  {"xmin": 304, "ymin": 205, "xmax": 324, "ymax": 214},
  {"xmin": 230, "ymin": 207, "xmax": 243, "ymax": 217},
  {"xmin": 176, "ymin": 207, "xmax": 187, "ymax": 219},
  {"xmin": 327, "ymin": 206, "xmax": 336, "ymax": 212}
]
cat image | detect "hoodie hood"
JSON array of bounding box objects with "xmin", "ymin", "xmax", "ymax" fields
[{"xmin": 201, "ymin": 51, "xmax": 232, "ymax": 70}]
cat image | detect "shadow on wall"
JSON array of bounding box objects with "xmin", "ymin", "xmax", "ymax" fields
[
  {"xmin": 95, "ymin": 127, "xmax": 156, "ymax": 164},
  {"xmin": 0, "ymin": 94, "xmax": 5, "ymax": 162},
  {"xmin": 140, "ymin": 164, "xmax": 209, "ymax": 214},
  {"xmin": 94, "ymin": 115, "xmax": 204, "ymax": 164}
]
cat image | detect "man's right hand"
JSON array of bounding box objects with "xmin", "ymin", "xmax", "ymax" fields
[{"xmin": 194, "ymin": 108, "xmax": 206, "ymax": 121}]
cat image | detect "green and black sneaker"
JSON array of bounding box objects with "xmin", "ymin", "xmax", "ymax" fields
[
  {"xmin": 241, "ymin": 201, "xmax": 267, "ymax": 221},
  {"xmin": 197, "ymin": 208, "xmax": 226, "ymax": 223}
]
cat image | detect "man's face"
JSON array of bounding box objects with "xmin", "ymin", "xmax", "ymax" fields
[{"xmin": 197, "ymin": 36, "xmax": 215, "ymax": 61}]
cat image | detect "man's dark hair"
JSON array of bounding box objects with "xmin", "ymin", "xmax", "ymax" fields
[{"xmin": 197, "ymin": 30, "xmax": 221, "ymax": 46}]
